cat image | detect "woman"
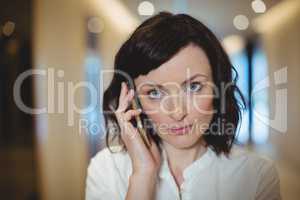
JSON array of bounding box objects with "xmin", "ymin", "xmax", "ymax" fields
[{"xmin": 85, "ymin": 12, "xmax": 281, "ymax": 200}]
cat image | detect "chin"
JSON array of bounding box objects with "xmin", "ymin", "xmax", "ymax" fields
[{"xmin": 159, "ymin": 132, "xmax": 203, "ymax": 149}]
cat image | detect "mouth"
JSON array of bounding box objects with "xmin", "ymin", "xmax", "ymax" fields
[{"xmin": 168, "ymin": 124, "xmax": 193, "ymax": 135}]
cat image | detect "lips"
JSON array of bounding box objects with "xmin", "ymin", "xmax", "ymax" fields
[{"xmin": 168, "ymin": 124, "xmax": 193, "ymax": 135}]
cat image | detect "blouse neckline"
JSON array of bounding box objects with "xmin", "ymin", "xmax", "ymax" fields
[{"xmin": 158, "ymin": 144, "xmax": 216, "ymax": 180}]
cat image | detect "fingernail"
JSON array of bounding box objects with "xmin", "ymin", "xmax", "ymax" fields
[{"xmin": 130, "ymin": 89, "xmax": 134, "ymax": 95}]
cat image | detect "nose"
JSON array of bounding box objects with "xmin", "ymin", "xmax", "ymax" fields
[{"xmin": 168, "ymin": 94, "xmax": 187, "ymax": 121}]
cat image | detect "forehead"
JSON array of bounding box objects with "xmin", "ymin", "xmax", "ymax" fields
[{"xmin": 134, "ymin": 43, "xmax": 211, "ymax": 87}]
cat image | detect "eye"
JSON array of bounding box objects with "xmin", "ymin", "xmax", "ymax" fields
[
  {"xmin": 147, "ymin": 89, "xmax": 163, "ymax": 100},
  {"xmin": 186, "ymin": 82, "xmax": 203, "ymax": 93}
]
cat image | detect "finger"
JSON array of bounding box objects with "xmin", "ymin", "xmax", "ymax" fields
[
  {"xmin": 119, "ymin": 82, "xmax": 128, "ymax": 101},
  {"xmin": 115, "ymin": 110, "xmax": 142, "ymax": 141},
  {"xmin": 117, "ymin": 88, "xmax": 134, "ymax": 112},
  {"xmin": 121, "ymin": 122, "xmax": 147, "ymax": 154},
  {"xmin": 120, "ymin": 121, "xmax": 143, "ymax": 147},
  {"xmin": 117, "ymin": 82, "xmax": 129, "ymax": 111},
  {"xmin": 123, "ymin": 108, "xmax": 142, "ymax": 121},
  {"xmin": 114, "ymin": 108, "xmax": 141, "ymax": 133}
]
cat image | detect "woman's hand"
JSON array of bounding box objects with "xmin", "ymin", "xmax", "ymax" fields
[
  {"xmin": 114, "ymin": 82, "xmax": 161, "ymax": 200},
  {"xmin": 114, "ymin": 82, "xmax": 161, "ymax": 176}
]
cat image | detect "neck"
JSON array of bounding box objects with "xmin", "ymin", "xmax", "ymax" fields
[{"xmin": 162, "ymin": 139, "xmax": 207, "ymax": 173}]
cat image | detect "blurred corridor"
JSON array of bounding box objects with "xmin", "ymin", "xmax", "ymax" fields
[{"xmin": 0, "ymin": 0, "xmax": 299, "ymax": 199}]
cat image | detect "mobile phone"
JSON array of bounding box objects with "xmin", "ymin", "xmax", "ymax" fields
[{"xmin": 126, "ymin": 81, "xmax": 151, "ymax": 148}]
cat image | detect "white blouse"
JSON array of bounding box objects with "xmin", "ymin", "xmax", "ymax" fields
[{"xmin": 85, "ymin": 145, "xmax": 281, "ymax": 200}]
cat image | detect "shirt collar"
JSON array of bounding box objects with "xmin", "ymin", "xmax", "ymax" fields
[{"xmin": 158, "ymin": 143, "xmax": 215, "ymax": 180}]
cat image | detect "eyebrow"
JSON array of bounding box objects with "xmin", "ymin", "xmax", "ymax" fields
[{"xmin": 141, "ymin": 73, "xmax": 207, "ymax": 89}]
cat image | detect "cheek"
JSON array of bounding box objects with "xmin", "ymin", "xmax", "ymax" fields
[
  {"xmin": 190, "ymin": 87, "xmax": 214, "ymax": 114},
  {"xmin": 139, "ymin": 98, "xmax": 159, "ymax": 115},
  {"xmin": 142, "ymin": 102, "xmax": 166, "ymax": 122},
  {"xmin": 139, "ymin": 100, "xmax": 166, "ymax": 125},
  {"xmin": 192, "ymin": 96, "xmax": 214, "ymax": 113},
  {"xmin": 189, "ymin": 92, "xmax": 214, "ymax": 128}
]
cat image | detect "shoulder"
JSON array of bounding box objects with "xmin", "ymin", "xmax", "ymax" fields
[
  {"xmin": 215, "ymin": 145, "xmax": 279, "ymax": 183},
  {"xmin": 85, "ymin": 146, "xmax": 131, "ymax": 199},
  {"xmin": 218, "ymin": 145, "xmax": 276, "ymax": 169},
  {"xmin": 216, "ymin": 145, "xmax": 281, "ymax": 198},
  {"xmin": 227, "ymin": 146, "xmax": 275, "ymax": 175},
  {"xmin": 88, "ymin": 145, "xmax": 130, "ymax": 175},
  {"xmin": 90, "ymin": 146, "xmax": 126, "ymax": 164},
  {"xmin": 236, "ymin": 145, "xmax": 276, "ymax": 170}
]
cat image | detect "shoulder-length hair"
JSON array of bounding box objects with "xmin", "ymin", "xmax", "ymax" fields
[{"xmin": 102, "ymin": 11, "xmax": 245, "ymax": 155}]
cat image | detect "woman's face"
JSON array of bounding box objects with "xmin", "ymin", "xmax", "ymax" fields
[{"xmin": 134, "ymin": 43, "xmax": 214, "ymax": 149}]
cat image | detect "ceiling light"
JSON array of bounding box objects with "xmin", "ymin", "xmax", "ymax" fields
[
  {"xmin": 252, "ymin": 0, "xmax": 267, "ymax": 13},
  {"xmin": 87, "ymin": 17, "xmax": 105, "ymax": 33},
  {"xmin": 2, "ymin": 21, "xmax": 15, "ymax": 36},
  {"xmin": 138, "ymin": 1, "xmax": 155, "ymax": 16},
  {"xmin": 222, "ymin": 34, "xmax": 245, "ymax": 55},
  {"xmin": 233, "ymin": 15, "xmax": 249, "ymax": 30}
]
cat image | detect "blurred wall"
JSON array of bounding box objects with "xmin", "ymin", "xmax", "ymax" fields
[
  {"xmin": 33, "ymin": 0, "xmax": 139, "ymax": 199},
  {"xmin": 33, "ymin": 0, "xmax": 88, "ymax": 199},
  {"xmin": 255, "ymin": 0, "xmax": 300, "ymax": 168},
  {"xmin": 253, "ymin": 2, "xmax": 300, "ymax": 199},
  {"xmin": 85, "ymin": 0, "xmax": 139, "ymax": 153},
  {"xmin": 86, "ymin": 0, "xmax": 139, "ymax": 91}
]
